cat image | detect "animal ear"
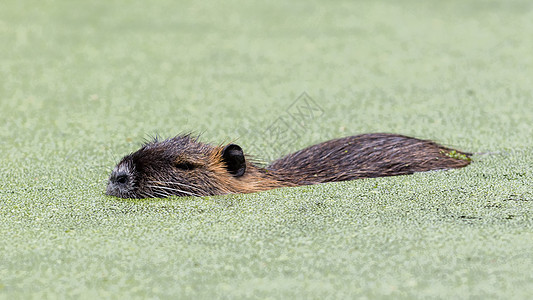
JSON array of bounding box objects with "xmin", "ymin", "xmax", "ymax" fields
[{"xmin": 221, "ymin": 144, "xmax": 246, "ymax": 177}]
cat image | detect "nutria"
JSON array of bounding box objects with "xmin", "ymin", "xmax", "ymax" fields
[{"xmin": 106, "ymin": 133, "xmax": 471, "ymax": 199}]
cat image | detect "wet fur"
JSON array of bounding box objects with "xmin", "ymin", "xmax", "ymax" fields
[{"xmin": 106, "ymin": 133, "xmax": 471, "ymax": 198}]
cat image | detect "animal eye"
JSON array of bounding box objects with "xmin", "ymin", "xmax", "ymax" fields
[{"xmin": 175, "ymin": 162, "xmax": 196, "ymax": 170}]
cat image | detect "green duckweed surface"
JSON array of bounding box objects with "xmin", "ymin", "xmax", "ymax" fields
[{"xmin": 1, "ymin": 0, "xmax": 532, "ymax": 298}]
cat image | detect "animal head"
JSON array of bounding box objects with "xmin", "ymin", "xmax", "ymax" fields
[{"xmin": 106, "ymin": 135, "xmax": 247, "ymax": 198}]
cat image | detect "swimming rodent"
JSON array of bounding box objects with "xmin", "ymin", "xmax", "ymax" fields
[{"xmin": 106, "ymin": 133, "xmax": 471, "ymax": 199}]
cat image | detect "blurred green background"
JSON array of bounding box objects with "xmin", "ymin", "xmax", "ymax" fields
[{"xmin": 1, "ymin": 0, "xmax": 532, "ymax": 298}]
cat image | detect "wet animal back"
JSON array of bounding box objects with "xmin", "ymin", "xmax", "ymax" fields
[{"xmin": 267, "ymin": 133, "xmax": 471, "ymax": 185}]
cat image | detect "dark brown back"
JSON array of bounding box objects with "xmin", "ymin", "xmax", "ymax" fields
[{"xmin": 267, "ymin": 133, "xmax": 471, "ymax": 185}]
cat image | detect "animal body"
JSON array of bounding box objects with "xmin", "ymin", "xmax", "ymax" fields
[{"xmin": 106, "ymin": 133, "xmax": 471, "ymax": 198}]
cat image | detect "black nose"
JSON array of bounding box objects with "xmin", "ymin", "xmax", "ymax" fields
[
  {"xmin": 110, "ymin": 172, "xmax": 129, "ymax": 185},
  {"xmin": 116, "ymin": 174, "xmax": 128, "ymax": 184}
]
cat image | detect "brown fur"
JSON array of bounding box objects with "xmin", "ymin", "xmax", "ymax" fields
[{"xmin": 106, "ymin": 133, "xmax": 471, "ymax": 198}]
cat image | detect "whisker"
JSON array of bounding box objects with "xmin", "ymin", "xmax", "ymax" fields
[
  {"xmin": 144, "ymin": 187, "xmax": 168, "ymax": 198},
  {"xmin": 152, "ymin": 190, "xmax": 169, "ymax": 198},
  {"xmin": 156, "ymin": 187, "xmax": 200, "ymax": 197},
  {"xmin": 146, "ymin": 181, "xmax": 205, "ymax": 194},
  {"xmin": 147, "ymin": 185, "xmax": 201, "ymax": 197},
  {"xmin": 142, "ymin": 190, "xmax": 156, "ymax": 199}
]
